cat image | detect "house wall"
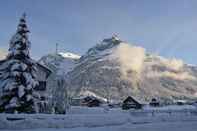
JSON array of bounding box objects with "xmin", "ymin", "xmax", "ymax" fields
[
  {"xmin": 34, "ymin": 65, "xmax": 50, "ymax": 93},
  {"xmin": 36, "ymin": 66, "xmax": 48, "ymax": 81}
]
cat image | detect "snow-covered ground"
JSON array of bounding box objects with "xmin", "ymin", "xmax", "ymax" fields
[
  {"xmin": 1, "ymin": 105, "xmax": 197, "ymax": 130},
  {"xmin": 3, "ymin": 121, "xmax": 197, "ymax": 131}
]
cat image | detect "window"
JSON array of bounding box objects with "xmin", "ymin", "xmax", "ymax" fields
[{"xmin": 34, "ymin": 81, "xmax": 46, "ymax": 91}]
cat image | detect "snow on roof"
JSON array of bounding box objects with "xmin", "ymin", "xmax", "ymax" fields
[{"xmin": 79, "ymin": 90, "xmax": 107, "ymax": 102}]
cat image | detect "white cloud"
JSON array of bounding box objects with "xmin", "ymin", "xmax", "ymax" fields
[
  {"xmin": 0, "ymin": 49, "xmax": 7, "ymax": 60},
  {"xmin": 160, "ymin": 58, "xmax": 184, "ymax": 71},
  {"xmin": 147, "ymin": 71, "xmax": 195, "ymax": 81},
  {"xmin": 112, "ymin": 43, "xmax": 145, "ymax": 78}
]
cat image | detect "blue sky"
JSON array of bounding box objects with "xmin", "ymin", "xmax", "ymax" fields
[{"xmin": 0, "ymin": 0, "xmax": 197, "ymax": 64}]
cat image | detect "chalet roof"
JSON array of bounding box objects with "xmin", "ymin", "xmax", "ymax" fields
[
  {"xmin": 36, "ymin": 63, "xmax": 52, "ymax": 78},
  {"xmin": 123, "ymin": 96, "xmax": 141, "ymax": 105}
]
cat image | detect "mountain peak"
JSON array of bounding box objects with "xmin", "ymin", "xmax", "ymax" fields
[
  {"xmin": 82, "ymin": 36, "xmax": 123, "ymax": 59},
  {"xmin": 102, "ymin": 35, "xmax": 122, "ymax": 44}
]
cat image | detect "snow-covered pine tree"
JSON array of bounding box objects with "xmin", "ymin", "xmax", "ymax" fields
[{"xmin": 0, "ymin": 14, "xmax": 39, "ymax": 113}]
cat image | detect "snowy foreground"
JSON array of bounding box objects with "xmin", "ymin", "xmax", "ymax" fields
[
  {"xmin": 3, "ymin": 122, "xmax": 197, "ymax": 131},
  {"xmin": 1, "ymin": 105, "xmax": 197, "ymax": 131}
]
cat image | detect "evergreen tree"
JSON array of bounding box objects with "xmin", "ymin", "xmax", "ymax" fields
[{"xmin": 0, "ymin": 14, "xmax": 39, "ymax": 113}]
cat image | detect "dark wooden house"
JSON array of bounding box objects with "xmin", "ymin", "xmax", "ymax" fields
[
  {"xmin": 122, "ymin": 96, "xmax": 142, "ymax": 110},
  {"xmin": 81, "ymin": 96, "xmax": 101, "ymax": 107},
  {"xmin": 149, "ymin": 98, "xmax": 160, "ymax": 107}
]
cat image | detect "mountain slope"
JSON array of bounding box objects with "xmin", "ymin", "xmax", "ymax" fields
[
  {"xmin": 40, "ymin": 37, "xmax": 197, "ymax": 103},
  {"xmin": 66, "ymin": 36, "xmax": 197, "ymax": 103},
  {"xmin": 39, "ymin": 52, "xmax": 80, "ymax": 75}
]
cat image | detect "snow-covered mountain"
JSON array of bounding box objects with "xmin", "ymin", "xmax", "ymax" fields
[
  {"xmin": 40, "ymin": 36, "xmax": 197, "ymax": 103},
  {"xmin": 39, "ymin": 52, "xmax": 80, "ymax": 75}
]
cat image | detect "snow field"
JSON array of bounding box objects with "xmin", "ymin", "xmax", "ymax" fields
[{"xmin": 1, "ymin": 106, "xmax": 197, "ymax": 129}]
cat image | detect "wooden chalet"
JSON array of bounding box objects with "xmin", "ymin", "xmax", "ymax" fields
[
  {"xmin": 81, "ymin": 96, "xmax": 101, "ymax": 107},
  {"xmin": 149, "ymin": 98, "xmax": 160, "ymax": 107},
  {"xmin": 122, "ymin": 96, "xmax": 142, "ymax": 110}
]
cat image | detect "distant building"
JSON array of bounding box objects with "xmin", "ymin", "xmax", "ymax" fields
[
  {"xmin": 122, "ymin": 96, "xmax": 142, "ymax": 110},
  {"xmin": 81, "ymin": 96, "xmax": 102, "ymax": 107},
  {"xmin": 70, "ymin": 96, "xmax": 102, "ymax": 107},
  {"xmin": 149, "ymin": 98, "xmax": 160, "ymax": 107}
]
